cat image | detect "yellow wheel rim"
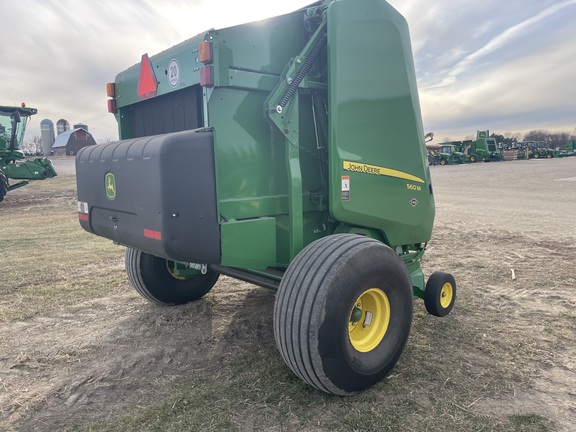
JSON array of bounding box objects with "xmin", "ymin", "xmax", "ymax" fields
[
  {"xmin": 166, "ymin": 261, "xmax": 186, "ymax": 280},
  {"xmin": 348, "ymin": 288, "xmax": 390, "ymax": 352},
  {"xmin": 439, "ymin": 282, "xmax": 453, "ymax": 309}
]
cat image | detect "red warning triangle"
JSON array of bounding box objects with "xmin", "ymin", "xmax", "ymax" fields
[{"xmin": 138, "ymin": 53, "xmax": 157, "ymax": 100}]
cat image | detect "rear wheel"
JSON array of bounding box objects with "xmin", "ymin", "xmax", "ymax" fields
[
  {"xmin": 469, "ymin": 155, "xmax": 477, "ymax": 163},
  {"xmin": 125, "ymin": 248, "xmax": 219, "ymax": 305},
  {"xmin": 0, "ymin": 170, "xmax": 7, "ymax": 202},
  {"xmin": 439, "ymin": 158, "xmax": 447, "ymax": 165},
  {"xmin": 424, "ymin": 271, "xmax": 456, "ymax": 317},
  {"xmin": 274, "ymin": 234, "xmax": 413, "ymax": 395}
]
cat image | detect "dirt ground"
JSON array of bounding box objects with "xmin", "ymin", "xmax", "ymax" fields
[
  {"xmin": 426, "ymin": 158, "xmax": 576, "ymax": 429},
  {"xmin": 1, "ymin": 157, "xmax": 575, "ymax": 431}
]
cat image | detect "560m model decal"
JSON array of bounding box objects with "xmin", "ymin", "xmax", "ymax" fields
[{"xmin": 343, "ymin": 161, "xmax": 425, "ymax": 184}]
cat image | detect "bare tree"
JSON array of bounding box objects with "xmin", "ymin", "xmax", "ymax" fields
[
  {"xmin": 511, "ymin": 132, "xmax": 523, "ymax": 142},
  {"xmin": 23, "ymin": 135, "xmax": 43, "ymax": 155},
  {"xmin": 524, "ymin": 130, "xmax": 549, "ymax": 143},
  {"xmin": 549, "ymin": 132, "xmax": 571, "ymax": 149},
  {"xmin": 523, "ymin": 130, "xmax": 573, "ymax": 148}
]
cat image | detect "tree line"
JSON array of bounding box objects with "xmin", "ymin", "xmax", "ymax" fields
[{"xmin": 490, "ymin": 130, "xmax": 575, "ymax": 149}]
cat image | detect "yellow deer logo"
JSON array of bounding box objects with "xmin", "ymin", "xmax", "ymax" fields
[{"xmin": 105, "ymin": 172, "xmax": 116, "ymax": 200}]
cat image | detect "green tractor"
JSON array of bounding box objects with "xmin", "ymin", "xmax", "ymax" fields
[
  {"xmin": 437, "ymin": 144, "xmax": 468, "ymax": 165},
  {"xmin": 560, "ymin": 139, "xmax": 576, "ymax": 157},
  {"xmin": 443, "ymin": 130, "xmax": 503, "ymax": 162},
  {"xmin": 76, "ymin": 0, "xmax": 456, "ymax": 395},
  {"xmin": 528, "ymin": 142, "xmax": 555, "ymax": 159},
  {"xmin": 0, "ymin": 104, "xmax": 57, "ymax": 202}
]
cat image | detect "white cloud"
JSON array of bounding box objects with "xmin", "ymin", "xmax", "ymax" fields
[
  {"xmin": 403, "ymin": 0, "xmax": 576, "ymax": 139},
  {"xmin": 442, "ymin": 0, "xmax": 576, "ymax": 86},
  {"xmin": 3, "ymin": 0, "xmax": 575, "ymax": 142}
]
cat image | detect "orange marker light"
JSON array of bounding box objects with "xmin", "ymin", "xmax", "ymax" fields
[
  {"xmin": 106, "ymin": 82, "xmax": 115, "ymax": 98},
  {"xmin": 199, "ymin": 41, "xmax": 212, "ymax": 64}
]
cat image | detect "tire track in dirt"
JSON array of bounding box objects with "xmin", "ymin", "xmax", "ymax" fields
[{"xmin": 1, "ymin": 277, "xmax": 274, "ymax": 431}]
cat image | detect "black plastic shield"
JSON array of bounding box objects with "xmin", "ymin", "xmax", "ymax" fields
[{"xmin": 76, "ymin": 129, "xmax": 220, "ymax": 264}]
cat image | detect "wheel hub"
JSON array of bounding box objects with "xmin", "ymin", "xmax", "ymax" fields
[
  {"xmin": 349, "ymin": 288, "xmax": 390, "ymax": 352},
  {"xmin": 440, "ymin": 282, "xmax": 453, "ymax": 308}
]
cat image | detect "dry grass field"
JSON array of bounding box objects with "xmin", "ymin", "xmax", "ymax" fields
[{"xmin": 0, "ymin": 157, "xmax": 574, "ymax": 431}]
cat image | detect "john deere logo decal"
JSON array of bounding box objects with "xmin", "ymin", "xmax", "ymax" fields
[{"xmin": 105, "ymin": 172, "xmax": 116, "ymax": 200}]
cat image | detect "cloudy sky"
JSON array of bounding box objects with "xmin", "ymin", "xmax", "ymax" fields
[{"xmin": 2, "ymin": 0, "xmax": 575, "ymax": 143}]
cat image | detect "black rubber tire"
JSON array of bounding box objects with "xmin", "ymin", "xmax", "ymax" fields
[
  {"xmin": 424, "ymin": 271, "xmax": 456, "ymax": 317},
  {"xmin": 0, "ymin": 170, "xmax": 7, "ymax": 203},
  {"xmin": 274, "ymin": 234, "xmax": 413, "ymax": 395},
  {"xmin": 439, "ymin": 159, "xmax": 447, "ymax": 165},
  {"xmin": 469, "ymin": 155, "xmax": 477, "ymax": 163},
  {"xmin": 125, "ymin": 248, "xmax": 219, "ymax": 306}
]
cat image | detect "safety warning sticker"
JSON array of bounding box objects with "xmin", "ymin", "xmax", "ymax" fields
[{"xmin": 341, "ymin": 175, "xmax": 350, "ymax": 201}]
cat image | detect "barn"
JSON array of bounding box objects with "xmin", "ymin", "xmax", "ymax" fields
[{"xmin": 52, "ymin": 127, "xmax": 96, "ymax": 156}]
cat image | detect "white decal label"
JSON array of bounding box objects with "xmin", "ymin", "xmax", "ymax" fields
[
  {"xmin": 341, "ymin": 176, "xmax": 350, "ymax": 201},
  {"xmin": 363, "ymin": 311, "xmax": 373, "ymax": 326},
  {"xmin": 168, "ymin": 59, "xmax": 180, "ymax": 87}
]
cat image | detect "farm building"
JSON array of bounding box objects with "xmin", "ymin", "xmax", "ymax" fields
[{"xmin": 52, "ymin": 127, "xmax": 96, "ymax": 156}]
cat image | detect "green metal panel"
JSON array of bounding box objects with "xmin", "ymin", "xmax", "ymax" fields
[
  {"xmin": 207, "ymin": 12, "xmax": 307, "ymax": 88},
  {"xmin": 204, "ymin": 14, "xmax": 329, "ymax": 267},
  {"xmin": 112, "ymin": 9, "xmax": 308, "ymax": 139},
  {"xmin": 208, "ymin": 87, "xmax": 277, "ymax": 207},
  {"xmin": 221, "ymin": 218, "xmax": 276, "ymax": 269},
  {"xmin": 326, "ymin": 0, "xmax": 434, "ymax": 247},
  {"xmin": 1, "ymin": 158, "xmax": 57, "ymax": 181},
  {"xmin": 114, "ymin": 35, "xmax": 205, "ymax": 110},
  {"xmin": 207, "ymin": 87, "xmax": 327, "ymax": 267}
]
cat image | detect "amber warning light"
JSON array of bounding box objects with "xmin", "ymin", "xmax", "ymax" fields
[
  {"xmin": 106, "ymin": 83, "xmax": 116, "ymax": 113},
  {"xmin": 199, "ymin": 41, "xmax": 212, "ymax": 64},
  {"xmin": 106, "ymin": 83, "xmax": 115, "ymax": 98}
]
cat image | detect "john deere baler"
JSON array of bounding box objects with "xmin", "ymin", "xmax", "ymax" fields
[{"xmin": 76, "ymin": 0, "xmax": 456, "ymax": 395}]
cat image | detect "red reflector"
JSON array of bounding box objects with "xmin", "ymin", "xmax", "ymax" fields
[
  {"xmin": 107, "ymin": 99, "xmax": 116, "ymax": 113},
  {"xmin": 78, "ymin": 213, "xmax": 89, "ymax": 221},
  {"xmin": 143, "ymin": 229, "xmax": 162, "ymax": 240},
  {"xmin": 138, "ymin": 53, "xmax": 158, "ymax": 100},
  {"xmin": 200, "ymin": 66, "xmax": 213, "ymax": 87}
]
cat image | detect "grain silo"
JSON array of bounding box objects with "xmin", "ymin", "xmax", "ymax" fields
[
  {"xmin": 73, "ymin": 123, "xmax": 88, "ymax": 131},
  {"xmin": 40, "ymin": 119, "xmax": 55, "ymax": 156},
  {"xmin": 56, "ymin": 119, "xmax": 70, "ymax": 135}
]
